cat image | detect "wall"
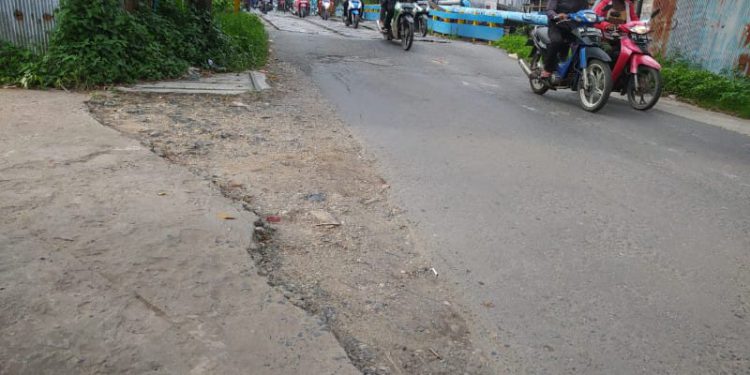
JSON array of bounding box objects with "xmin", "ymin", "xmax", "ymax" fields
[
  {"xmin": 0, "ymin": 0, "xmax": 59, "ymax": 52},
  {"xmin": 648, "ymin": 0, "xmax": 750, "ymax": 75}
]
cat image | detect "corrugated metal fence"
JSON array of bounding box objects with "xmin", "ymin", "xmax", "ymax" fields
[
  {"xmin": 0, "ymin": 0, "xmax": 59, "ymax": 52},
  {"xmin": 648, "ymin": 0, "xmax": 750, "ymax": 75}
]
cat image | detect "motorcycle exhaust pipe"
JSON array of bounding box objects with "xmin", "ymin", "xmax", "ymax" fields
[{"xmin": 518, "ymin": 59, "xmax": 532, "ymax": 77}]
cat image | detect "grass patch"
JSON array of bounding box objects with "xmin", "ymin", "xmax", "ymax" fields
[
  {"xmin": 215, "ymin": 11, "xmax": 269, "ymax": 70},
  {"xmin": 661, "ymin": 60, "xmax": 750, "ymax": 119},
  {"xmin": 492, "ymin": 34, "xmax": 531, "ymax": 59},
  {"xmin": 0, "ymin": 41, "xmax": 38, "ymax": 86}
]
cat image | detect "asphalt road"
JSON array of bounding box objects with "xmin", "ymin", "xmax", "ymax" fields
[{"xmin": 263, "ymin": 12, "xmax": 750, "ymax": 374}]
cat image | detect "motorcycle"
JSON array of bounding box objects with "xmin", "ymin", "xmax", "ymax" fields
[
  {"xmin": 259, "ymin": 0, "xmax": 273, "ymax": 13},
  {"xmin": 343, "ymin": 0, "xmax": 362, "ymax": 28},
  {"xmin": 603, "ymin": 9, "xmax": 663, "ymax": 110},
  {"xmin": 414, "ymin": 0, "xmax": 429, "ymax": 37},
  {"xmin": 518, "ymin": 10, "xmax": 614, "ymax": 112},
  {"xmin": 378, "ymin": 0, "xmax": 416, "ymax": 51},
  {"xmin": 293, "ymin": 0, "xmax": 310, "ymax": 17},
  {"xmin": 320, "ymin": 0, "xmax": 333, "ymax": 20}
]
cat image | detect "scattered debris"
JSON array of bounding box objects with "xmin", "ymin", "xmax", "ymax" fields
[
  {"xmin": 481, "ymin": 301, "xmax": 495, "ymax": 308},
  {"xmin": 304, "ymin": 193, "xmax": 327, "ymax": 202},
  {"xmin": 309, "ymin": 209, "xmax": 339, "ymax": 225},
  {"xmin": 315, "ymin": 223, "xmax": 342, "ymax": 227},
  {"xmin": 429, "ymin": 348, "xmax": 443, "ymax": 360},
  {"xmin": 217, "ymin": 212, "xmax": 237, "ymax": 220},
  {"xmin": 266, "ymin": 215, "xmax": 282, "ymax": 223},
  {"xmin": 430, "ymin": 267, "xmax": 439, "ymax": 277},
  {"xmin": 157, "ymin": 191, "xmax": 168, "ymax": 196},
  {"xmin": 231, "ymin": 101, "xmax": 250, "ymax": 108}
]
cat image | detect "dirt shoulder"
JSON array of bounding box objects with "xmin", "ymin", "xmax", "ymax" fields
[
  {"xmin": 88, "ymin": 61, "xmax": 493, "ymax": 374},
  {"xmin": 0, "ymin": 89, "xmax": 357, "ymax": 374}
]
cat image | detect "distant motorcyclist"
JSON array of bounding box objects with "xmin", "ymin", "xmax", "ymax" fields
[{"xmin": 541, "ymin": 0, "xmax": 589, "ymax": 80}]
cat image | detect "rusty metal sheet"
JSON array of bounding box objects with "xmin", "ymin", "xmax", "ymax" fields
[
  {"xmin": 0, "ymin": 0, "xmax": 60, "ymax": 52},
  {"xmin": 649, "ymin": 0, "xmax": 750, "ymax": 75}
]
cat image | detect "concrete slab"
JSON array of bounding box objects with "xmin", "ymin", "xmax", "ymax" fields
[
  {"xmin": 0, "ymin": 89, "xmax": 358, "ymax": 375},
  {"xmin": 117, "ymin": 71, "xmax": 270, "ymax": 95}
]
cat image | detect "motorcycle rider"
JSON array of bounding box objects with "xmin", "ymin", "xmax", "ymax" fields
[
  {"xmin": 594, "ymin": 0, "xmax": 638, "ymax": 57},
  {"xmin": 594, "ymin": 0, "xmax": 638, "ymax": 31},
  {"xmin": 379, "ymin": 0, "xmax": 396, "ymax": 32},
  {"xmin": 541, "ymin": 0, "xmax": 590, "ymax": 80}
]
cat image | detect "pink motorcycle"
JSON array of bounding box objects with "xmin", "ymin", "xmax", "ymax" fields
[{"xmin": 604, "ymin": 9, "xmax": 663, "ymax": 110}]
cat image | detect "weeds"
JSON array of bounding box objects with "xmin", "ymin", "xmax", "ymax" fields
[
  {"xmin": 661, "ymin": 60, "xmax": 750, "ymax": 119},
  {"xmin": 215, "ymin": 11, "xmax": 269, "ymax": 70},
  {"xmin": 492, "ymin": 34, "xmax": 532, "ymax": 59}
]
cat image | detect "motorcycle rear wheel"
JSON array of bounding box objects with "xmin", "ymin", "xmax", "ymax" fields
[
  {"xmin": 529, "ymin": 51, "xmax": 548, "ymax": 95},
  {"xmin": 354, "ymin": 16, "xmax": 359, "ymax": 28},
  {"xmin": 419, "ymin": 15, "xmax": 428, "ymax": 37},
  {"xmin": 627, "ymin": 67, "xmax": 662, "ymax": 111},
  {"xmin": 578, "ymin": 59, "xmax": 613, "ymax": 113},
  {"xmin": 401, "ymin": 19, "xmax": 414, "ymax": 51}
]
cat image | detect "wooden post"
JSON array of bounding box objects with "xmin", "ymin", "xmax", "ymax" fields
[{"xmin": 235, "ymin": 0, "xmax": 241, "ymax": 12}]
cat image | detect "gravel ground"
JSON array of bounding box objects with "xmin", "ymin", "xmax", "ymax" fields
[{"xmin": 88, "ymin": 61, "xmax": 495, "ymax": 374}]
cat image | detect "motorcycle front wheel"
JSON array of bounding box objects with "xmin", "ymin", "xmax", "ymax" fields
[
  {"xmin": 627, "ymin": 67, "xmax": 662, "ymax": 111},
  {"xmin": 401, "ymin": 19, "xmax": 414, "ymax": 51},
  {"xmin": 578, "ymin": 59, "xmax": 613, "ymax": 113},
  {"xmin": 353, "ymin": 15, "xmax": 359, "ymax": 28}
]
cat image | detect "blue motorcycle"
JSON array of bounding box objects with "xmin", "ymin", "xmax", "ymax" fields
[
  {"xmin": 519, "ymin": 10, "xmax": 614, "ymax": 112},
  {"xmin": 344, "ymin": 0, "xmax": 362, "ymax": 28}
]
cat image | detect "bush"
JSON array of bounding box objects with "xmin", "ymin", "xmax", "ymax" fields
[
  {"xmin": 1, "ymin": 0, "xmax": 268, "ymax": 89},
  {"xmin": 661, "ymin": 60, "xmax": 750, "ymax": 119},
  {"xmin": 492, "ymin": 34, "xmax": 532, "ymax": 59},
  {"xmin": 0, "ymin": 42, "xmax": 38, "ymax": 86},
  {"xmin": 24, "ymin": 0, "xmax": 191, "ymax": 88},
  {"xmin": 215, "ymin": 11, "xmax": 269, "ymax": 70}
]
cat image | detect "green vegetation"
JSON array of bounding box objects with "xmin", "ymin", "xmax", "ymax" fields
[
  {"xmin": 0, "ymin": 41, "xmax": 37, "ymax": 86},
  {"xmin": 492, "ymin": 34, "xmax": 532, "ymax": 59},
  {"xmin": 661, "ymin": 60, "xmax": 750, "ymax": 119},
  {"xmin": 0, "ymin": 0, "xmax": 268, "ymax": 89},
  {"xmin": 215, "ymin": 11, "xmax": 269, "ymax": 70}
]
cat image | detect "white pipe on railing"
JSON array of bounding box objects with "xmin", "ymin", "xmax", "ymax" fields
[{"xmin": 441, "ymin": 6, "xmax": 549, "ymax": 25}]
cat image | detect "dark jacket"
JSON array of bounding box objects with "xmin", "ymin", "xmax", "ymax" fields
[{"xmin": 546, "ymin": 0, "xmax": 589, "ymax": 20}]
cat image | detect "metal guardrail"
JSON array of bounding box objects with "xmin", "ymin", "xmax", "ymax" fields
[{"xmin": 360, "ymin": 4, "xmax": 547, "ymax": 42}]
